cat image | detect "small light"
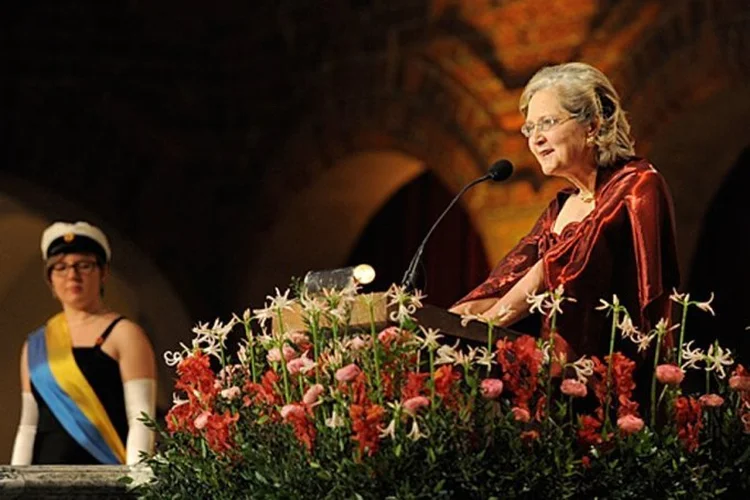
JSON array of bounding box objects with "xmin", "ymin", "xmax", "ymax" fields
[
  {"xmin": 352, "ymin": 264, "xmax": 375, "ymax": 285},
  {"xmin": 303, "ymin": 264, "xmax": 377, "ymax": 293}
]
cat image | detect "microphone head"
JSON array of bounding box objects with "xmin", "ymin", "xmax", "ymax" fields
[{"xmin": 488, "ymin": 159, "xmax": 514, "ymax": 181}]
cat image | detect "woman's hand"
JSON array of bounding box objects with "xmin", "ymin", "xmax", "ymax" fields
[{"xmin": 448, "ymin": 298, "xmax": 497, "ymax": 317}]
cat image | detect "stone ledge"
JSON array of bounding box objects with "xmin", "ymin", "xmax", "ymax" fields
[{"xmin": 0, "ymin": 465, "xmax": 150, "ymax": 499}]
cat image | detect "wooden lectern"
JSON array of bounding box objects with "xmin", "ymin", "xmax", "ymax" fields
[{"xmin": 273, "ymin": 292, "xmax": 519, "ymax": 345}]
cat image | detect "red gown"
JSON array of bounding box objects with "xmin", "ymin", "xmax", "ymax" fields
[{"xmin": 455, "ymin": 158, "xmax": 680, "ymax": 360}]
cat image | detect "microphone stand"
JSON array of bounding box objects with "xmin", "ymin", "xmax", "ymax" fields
[{"xmin": 400, "ymin": 174, "xmax": 492, "ymax": 291}]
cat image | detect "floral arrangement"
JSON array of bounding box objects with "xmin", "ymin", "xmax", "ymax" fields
[{"xmin": 136, "ymin": 284, "xmax": 750, "ymax": 499}]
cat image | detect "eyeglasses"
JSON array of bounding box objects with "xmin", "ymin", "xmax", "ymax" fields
[
  {"xmin": 521, "ymin": 115, "xmax": 576, "ymax": 138},
  {"xmin": 50, "ymin": 260, "xmax": 99, "ymax": 276}
]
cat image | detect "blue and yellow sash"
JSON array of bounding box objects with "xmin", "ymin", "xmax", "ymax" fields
[{"xmin": 27, "ymin": 313, "xmax": 126, "ymax": 464}]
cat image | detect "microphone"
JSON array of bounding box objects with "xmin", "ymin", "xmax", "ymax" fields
[{"xmin": 400, "ymin": 159, "xmax": 514, "ymax": 290}]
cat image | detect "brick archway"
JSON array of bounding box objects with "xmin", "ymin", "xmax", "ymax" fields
[{"xmin": 238, "ymin": 55, "xmax": 509, "ymax": 304}]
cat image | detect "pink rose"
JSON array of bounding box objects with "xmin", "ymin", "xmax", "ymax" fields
[
  {"xmin": 617, "ymin": 414, "xmax": 644, "ymax": 435},
  {"xmin": 282, "ymin": 345, "xmax": 297, "ymax": 361},
  {"xmin": 267, "ymin": 345, "xmax": 298, "ymax": 363},
  {"xmin": 266, "ymin": 348, "xmax": 282, "ymax": 363},
  {"xmin": 742, "ymin": 413, "xmax": 750, "ymax": 434},
  {"xmin": 288, "ymin": 331, "xmax": 309, "ymax": 346},
  {"xmin": 656, "ymin": 364, "xmax": 685, "ymax": 386},
  {"xmin": 220, "ymin": 386, "xmax": 241, "ymax": 400},
  {"xmin": 194, "ymin": 410, "xmax": 211, "ymax": 430},
  {"xmin": 511, "ymin": 407, "xmax": 531, "ymax": 423},
  {"xmin": 349, "ymin": 336, "xmax": 368, "ymax": 350},
  {"xmin": 729, "ymin": 376, "xmax": 750, "ymax": 391},
  {"xmin": 403, "ymin": 396, "xmax": 430, "ymax": 415},
  {"xmin": 560, "ymin": 379, "xmax": 588, "ymax": 398},
  {"xmin": 698, "ymin": 394, "xmax": 725, "ymax": 408},
  {"xmin": 335, "ymin": 363, "xmax": 361, "ymax": 383},
  {"xmin": 287, "ymin": 356, "xmax": 314, "ymax": 375},
  {"xmin": 480, "ymin": 379, "xmax": 504, "ymax": 399},
  {"xmin": 280, "ymin": 404, "xmax": 305, "ymax": 421},
  {"xmin": 378, "ymin": 327, "xmax": 401, "ymax": 345},
  {"xmin": 303, "ymin": 384, "xmax": 325, "ymax": 406}
]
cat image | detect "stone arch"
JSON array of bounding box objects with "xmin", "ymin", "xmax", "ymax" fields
[
  {"xmin": 608, "ymin": 0, "xmax": 750, "ymax": 276},
  {"xmin": 0, "ymin": 173, "xmax": 193, "ymax": 463}
]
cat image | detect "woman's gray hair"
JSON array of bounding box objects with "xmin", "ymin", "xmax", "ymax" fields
[{"xmin": 519, "ymin": 62, "xmax": 635, "ymax": 168}]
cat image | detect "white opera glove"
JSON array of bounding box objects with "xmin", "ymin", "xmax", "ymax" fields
[
  {"xmin": 11, "ymin": 392, "xmax": 39, "ymax": 465},
  {"xmin": 124, "ymin": 378, "xmax": 156, "ymax": 465}
]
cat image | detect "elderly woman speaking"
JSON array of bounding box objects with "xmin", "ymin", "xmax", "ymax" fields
[{"xmin": 451, "ymin": 62, "xmax": 679, "ymax": 363}]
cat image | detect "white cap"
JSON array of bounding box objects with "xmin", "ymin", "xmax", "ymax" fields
[{"xmin": 41, "ymin": 221, "xmax": 112, "ymax": 262}]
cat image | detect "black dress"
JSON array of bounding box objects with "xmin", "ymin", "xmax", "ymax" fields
[{"xmin": 30, "ymin": 317, "xmax": 129, "ymax": 465}]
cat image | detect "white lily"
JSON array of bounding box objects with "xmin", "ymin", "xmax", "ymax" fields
[
  {"xmin": 325, "ymin": 409, "xmax": 346, "ymax": 429},
  {"xmin": 526, "ymin": 290, "xmax": 549, "ymax": 315},
  {"xmin": 705, "ymin": 343, "xmax": 734, "ymax": 379},
  {"xmin": 435, "ymin": 340, "xmax": 460, "ymax": 365},
  {"xmin": 695, "ymin": 292, "xmax": 716, "ymax": 316},
  {"xmin": 570, "ymin": 356, "xmax": 594, "ymax": 383},
  {"xmin": 595, "ymin": 294, "xmax": 621, "ymax": 311},
  {"xmin": 406, "ymin": 419, "xmax": 429, "ymax": 441},
  {"xmin": 680, "ymin": 340, "xmax": 706, "ymax": 371},
  {"xmin": 419, "ymin": 326, "xmax": 443, "ymax": 351}
]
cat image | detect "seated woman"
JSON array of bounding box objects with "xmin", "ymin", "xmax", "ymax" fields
[
  {"xmin": 450, "ymin": 62, "xmax": 680, "ymax": 362},
  {"xmin": 11, "ymin": 221, "xmax": 157, "ymax": 465}
]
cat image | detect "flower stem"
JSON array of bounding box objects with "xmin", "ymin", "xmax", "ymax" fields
[
  {"xmin": 603, "ymin": 307, "xmax": 620, "ymax": 433},
  {"xmin": 486, "ymin": 322, "xmax": 494, "ymax": 377},
  {"xmin": 368, "ymin": 300, "xmax": 383, "ymax": 405},
  {"xmin": 705, "ymin": 368, "xmax": 710, "ymax": 395},
  {"xmin": 275, "ymin": 309, "xmax": 292, "ymax": 403},
  {"xmin": 310, "ymin": 313, "xmax": 321, "ymax": 385},
  {"xmin": 547, "ymin": 311, "xmax": 558, "ymax": 423},
  {"xmin": 244, "ymin": 322, "xmax": 258, "ymax": 384},
  {"xmin": 650, "ymin": 330, "xmax": 662, "ymax": 428},
  {"xmin": 429, "ymin": 348, "xmax": 436, "ymax": 408},
  {"xmin": 676, "ymin": 301, "xmax": 689, "ymax": 366}
]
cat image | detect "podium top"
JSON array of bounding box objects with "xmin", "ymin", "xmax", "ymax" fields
[{"xmin": 273, "ymin": 292, "xmax": 519, "ymax": 344}]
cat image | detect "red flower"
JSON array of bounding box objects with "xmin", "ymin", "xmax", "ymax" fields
[
  {"xmin": 166, "ymin": 402, "xmax": 197, "ymax": 435},
  {"xmin": 511, "ymin": 407, "xmax": 531, "ymax": 423},
  {"xmin": 433, "ymin": 365, "xmax": 462, "ymax": 410},
  {"xmin": 590, "ymin": 353, "xmax": 640, "ymax": 419},
  {"xmin": 282, "ymin": 403, "xmax": 316, "ymax": 453},
  {"xmin": 175, "ymin": 351, "xmax": 218, "ymax": 407},
  {"xmin": 730, "ymin": 365, "xmax": 750, "ymax": 432},
  {"xmin": 520, "ymin": 430, "xmax": 540, "ymax": 443},
  {"xmin": 581, "ymin": 455, "xmax": 591, "ymax": 469},
  {"xmin": 350, "ymin": 402, "xmax": 385, "ymax": 458},
  {"xmin": 401, "ymin": 371, "xmax": 430, "ymax": 400},
  {"xmin": 674, "ymin": 396, "xmax": 702, "ymax": 453},
  {"xmin": 202, "ymin": 411, "xmax": 239, "ymax": 454},
  {"xmin": 244, "ymin": 369, "xmax": 284, "ymax": 409},
  {"xmin": 578, "ymin": 415, "xmax": 604, "ymax": 446},
  {"xmin": 496, "ymin": 335, "xmax": 544, "ymax": 410}
]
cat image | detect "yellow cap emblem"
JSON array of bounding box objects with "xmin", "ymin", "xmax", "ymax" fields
[{"xmin": 63, "ymin": 233, "xmax": 75, "ymax": 243}]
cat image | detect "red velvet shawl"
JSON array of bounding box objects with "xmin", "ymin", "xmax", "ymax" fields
[{"xmin": 455, "ymin": 158, "xmax": 680, "ymax": 359}]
